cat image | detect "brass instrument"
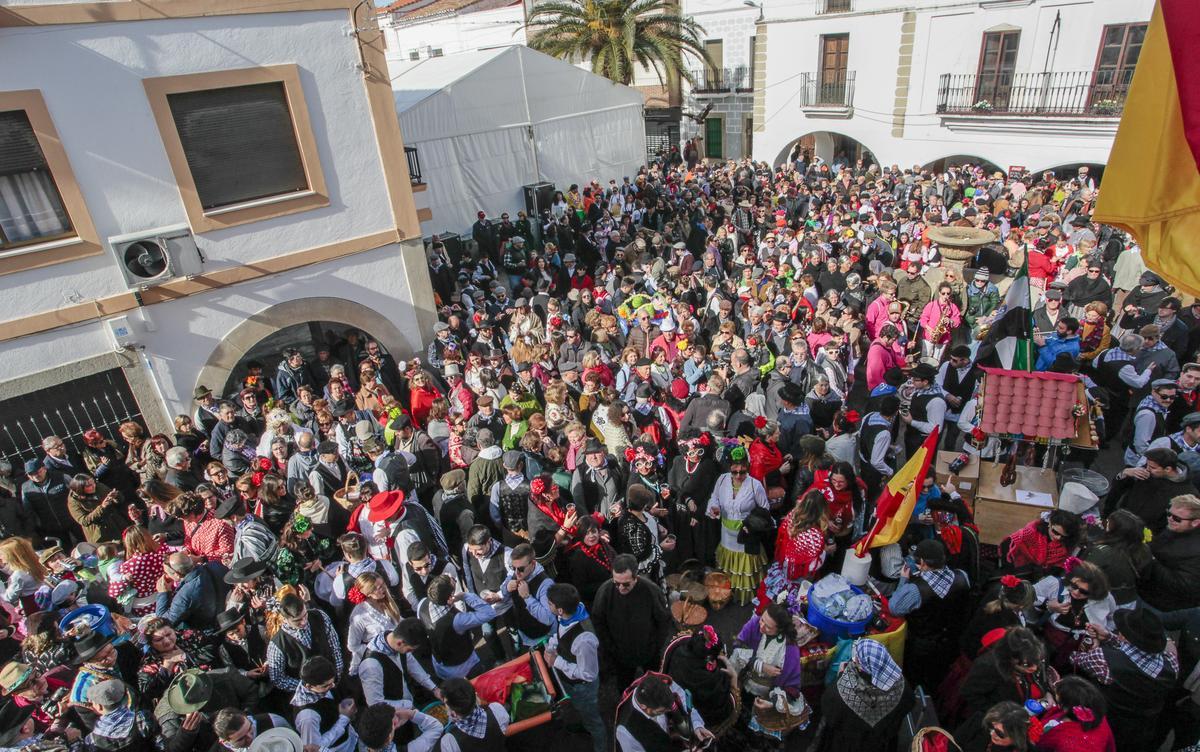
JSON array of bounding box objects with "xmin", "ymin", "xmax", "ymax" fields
[{"xmin": 932, "ymin": 312, "xmax": 952, "ymax": 342}]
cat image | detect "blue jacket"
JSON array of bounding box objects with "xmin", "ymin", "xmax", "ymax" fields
[
  {"xmin": 156, "ymin": 561, "xmax": 228, "ymax": 630},
  {"xmin": 1035, "ymin": 334, "xmax": 1081, "ymax": 371}
]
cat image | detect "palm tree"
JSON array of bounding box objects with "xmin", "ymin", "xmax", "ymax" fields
[{"xmin": 527, "ymin": 0, "xmax": 710, "ymax": 87}]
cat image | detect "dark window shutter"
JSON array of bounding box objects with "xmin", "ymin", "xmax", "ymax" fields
[
  {"xmin": 0, "ymin": 110, "xmax": 50, "ymax": 177},
  {"xmin": 167, "ymin": 82, "xmax": 309, "ymax": 210}
]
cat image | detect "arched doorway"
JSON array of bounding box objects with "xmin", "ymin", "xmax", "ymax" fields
[
  {"xmin": 922, "ymin": 155, "xmax": 1005, "ymax": 176},
  {"xmin": 775, "ymin": 131, "xmax": 878, "ymax": 169},
  {"xmin": 195, "ymin": 297, "xmax": 410, "ymax": 401}
]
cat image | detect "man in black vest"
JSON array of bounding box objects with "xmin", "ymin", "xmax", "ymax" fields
[
  {"xmin": 308, "ymin": 441, "xmax": 350, "ymax": 499},
  {"xmin": 400, "ymin": 541, "xmax": 459, "ymax": 613},
  {"xmin": 935, "ymin": 346, "xmax": 981, "ymax": 449},
  {"xmin": 546, "ymin": 584, "xmax": 607, "ymax": 752},
  {"xmin": 858, "ymin": 395, "xmax": 900, "ymax": 502},
  {"xmin": 417, "ymin": 575, "xmax": 497, "ymax": 680},
  {"xmin": 614, "ymin": 673, "xmax": 712, "ymax": 752},
  {"xmin": 265, "ymin": 592, "xmax": 344, "ymax": 695},
  {"xmin": 292, "ymin": 657, "xmax": 357, "ymax": 752},
  {"xmin": 212, "ymin": 708, "xmax": 289, "ymax": 752},
  {"xmin": 500, "ymin": 543, "xmax": 555, "ymax": 650},
  {"xmin": 359, "ymin": 621, "xmax": 441, "ymax": 710},
  {"xmin": 439, "ymin": 678, "xmax": 508, "ymax": 752},
  {"xmin": 901, "ymin": 363, "xmax": 946, "ymax": 458},
  {"xmin": 357, "ymin": 702, "xmax": 444, "ymax": 752},
  {"xmin": 462, "ymin": 526, "xmax": 515, "ymax": 661},
  {"xmin": 889, "ymin": 539, "xmax": 969, "ymax": 691}
]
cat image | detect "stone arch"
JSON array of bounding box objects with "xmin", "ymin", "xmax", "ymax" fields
[
  {"xmin": 773, "ymin": 131, "xmax": 879, "ymax": 169},
  {"xmin": 1029, "ymin": 161, "xmax": 1106, "ymax": 185},
  {"xmin": 194, "ymin": 297, "xmax": 409, "ymax": 399}
]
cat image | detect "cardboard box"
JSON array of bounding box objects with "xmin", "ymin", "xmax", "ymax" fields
[
  {"xmin": 935, "ymin": 450, "xmax": 980, "ymax": 501},
  {"xmin": 974, "ymin": 462, "xmax": 1059, "ymax": 545}
]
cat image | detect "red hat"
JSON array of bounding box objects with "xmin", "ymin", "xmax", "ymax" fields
[
  {"xmin": 670, "ymin": 378, "xmax": 690, "ymax": 400},
  {"xmin": 366, "ymin": 490, "xmax": 406, "ymax": 522}
]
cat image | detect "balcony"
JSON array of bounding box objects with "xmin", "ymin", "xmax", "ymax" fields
[
  {"xmin": 690, "ymin": 67, "xmax": 751, "ymax": 94},
  {"xmin": 797, "ymin": 71, "xmax": 855, "ymax": 117},
  {"xmin": 936, "ymin": 70, "xmax": 1130, "ymax": 117},
  {"xmin": 405, "ymin": 145, "xmax": 423, "ymax": 185},
  {"xmin": 815, "ymin": 0, "xmax": 852, "ymax": 13}
]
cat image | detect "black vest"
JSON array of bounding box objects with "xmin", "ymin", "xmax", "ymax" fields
[
  {"xmin": 312, "ymin": 461, "xmax": 347, "ymax": 497},
  {"xmin": 909, "ymin": 392, "xmax": 940, "ymax": 426},
  {"xmin": 448, "ymin": 706, "xmax": 506, "ymax": 752},
  {"xmin": 421, "ymin": 602, "xmax": 476, "ymax": 667},
  {"xmin": 378, "ymin": 453, "xmax": 412, "ymax": 493},
  {"xmin": 268, "ymin": 611, "xmax": 338, "ymax": 684},
  {"xmin": 468, "ymin": 549, "xmax": 508, "ymax": 594},
  {"xmin": 906, "ymin": 570, "xmax": 970, "ymax": 641},
  {"xmin": 295, "ymin": 696, "xmax": 351, "ymax": 750},
  {"xmin": 1095, "ymin": 354, "xmax": 1132, "ymax": 406},
  {"xmin": 617, "ymin": 702, "xmax": 680, "ymax": 752},
  {"xmin": 405, "ymin": 557, "xmax": 449, "ymax": 604},
  {"xmin": 556, "ymin": 620, "xmax": 595, "ymax": 676},
  {"xmin": 857, "ymin": 415, "xmax": 890, "ymax": 466},
  {"xmin": 511, "ymin": 571, "xmax": 551, "ymax": 641},
  {"xmin": 364, "ymin": 650, "xmax": 409, "ymax": 701},
  {"xmin": 941, "ymin": 365, "xmax": 980, "ymax": 406},
  {"xmin": 497, "ymin": 480, "xmax": 532, "ymax": 535},
  {"xmin": 397, "ymin": 505, "xmax": 447, "ymax": 559},
  {"xmin": 1100, "ymin": 644, "xmax": 1176, "ymax": 718}
]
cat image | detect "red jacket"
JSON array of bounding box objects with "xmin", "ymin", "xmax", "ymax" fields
[
  {"xmin": 749, "ymin": 438, "xmax": 783, "ymax": 483},
  {"xmin": 1034, "ymin": 709, "xmax": 1116, "ymax": 752},
  {"xmin": 1027, "ymin": 249, "xmax": 1059, "ymax": 281}
]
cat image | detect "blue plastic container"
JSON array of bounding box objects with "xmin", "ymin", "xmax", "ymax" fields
[
  {"xmin": 806, "ymin": 585, "xmax": 873, "ymax": 643},
  {"xmin": 59, "ymin": 604, "xmax": 115, "ymax": 638}
]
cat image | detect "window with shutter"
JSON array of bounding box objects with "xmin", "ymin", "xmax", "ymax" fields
[
  {"xmin": 166, "ymin": 82, "xmax": 309, "ymax": 211},
  {"xmin": 0, "ymin": 109, "xmax": 73, "ymax": 250}
]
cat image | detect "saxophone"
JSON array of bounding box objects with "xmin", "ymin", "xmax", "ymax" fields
[{"xmin": 932, "ymin": 307, "xmax": 952, "ymax": 342}]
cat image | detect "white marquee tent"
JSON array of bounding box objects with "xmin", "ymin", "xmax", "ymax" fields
[{"xmin": 389, "ymin": 45, "xmax": 647, "ymax": 235}]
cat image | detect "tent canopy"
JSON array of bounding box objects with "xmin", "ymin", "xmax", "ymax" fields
[{"xmin": 389, "ymin": 45, "xmax": 646, "ymax": 234}]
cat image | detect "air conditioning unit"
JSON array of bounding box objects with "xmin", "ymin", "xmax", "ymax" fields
[{"xmin": 108, "ymin": 225, "xmax": 202, "ymax": 289}]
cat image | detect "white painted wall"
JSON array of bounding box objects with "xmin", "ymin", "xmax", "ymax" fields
[
  {"xmin": 381, "ymin": 4, "xmax": 526, "ymax": 60},
  {"xmin": 0, "ymin": 9, "xmax": 427, "ymax": 414},
  {"xmin": 679, "ymin": 0, "xmax": 759, "ymax": 157},
  {"xmin": 754, "ymin": 0, "xmax": 1153, "ymax": 172}
]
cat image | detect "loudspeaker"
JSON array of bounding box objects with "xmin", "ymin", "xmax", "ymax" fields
[{"xmin": 523, "ymin": 182, "xmax": 555, "ymax": 217}]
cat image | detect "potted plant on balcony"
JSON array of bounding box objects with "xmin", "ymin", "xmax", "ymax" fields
[
  {"xmin": 971, "ymin": 99, "xmax": 994, "ymax": 113},
  {"xmin": 1093, "ymin": 99, "xmax": 1121, "ymax": 116}
]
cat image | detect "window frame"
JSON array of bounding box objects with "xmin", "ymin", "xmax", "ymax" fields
[
  {"xmin": 0, "ymin": 90, "xmax": 102, "ymax": 276},
  {"xmin": 704, "ymin": 116, "xmax": 723, "ymax": 159},
  {"xmin": 142, "ymin": 64, "xmax": 329, "ymax": 233}
]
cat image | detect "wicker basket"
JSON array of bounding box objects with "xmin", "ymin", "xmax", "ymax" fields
[
  {"xmin": 671, "ymin": 599, "xmax": 708, "ymax": 628},
  {"xmin": 333, "ymin": 472, "xmax": 361, "ymax": 511},
  {"xmin": 704, "ymin": 571, "xmax": 732, "ymax": 611},
  {"xmin": 751, "ymin": 698, "xmax": 811, "ymax": 733}
]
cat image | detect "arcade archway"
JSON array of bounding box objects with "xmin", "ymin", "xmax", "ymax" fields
[{"xmin": 775, "ymin": 131, "xmax": 878, "ymax": 170}]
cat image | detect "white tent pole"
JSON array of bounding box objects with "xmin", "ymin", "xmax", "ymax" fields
[{"xmin": 515, "ymin": 49, "xmax": 542, "ymax": 182}]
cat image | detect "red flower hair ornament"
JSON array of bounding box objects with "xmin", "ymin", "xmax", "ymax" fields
[
  {"xmin": 753, "ymin": 416, "xmax": 768, "ymax": 430},
  {"xmin": 529, "ymin": 477, "xmax": 548, "ymax": 497},
  {"xmin": 1000, "ymin": 574, "xmax": 1022, "ymax": 589}
]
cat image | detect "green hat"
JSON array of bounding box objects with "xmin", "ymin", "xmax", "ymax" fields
[{"xmin": 167, "ymin": 669, "xmax": 212, "ymax": 714}]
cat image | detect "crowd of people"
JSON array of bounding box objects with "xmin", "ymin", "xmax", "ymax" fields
[{"xmin": 2, "ymin": 152, "xmax": 1200, "ymax": 752}]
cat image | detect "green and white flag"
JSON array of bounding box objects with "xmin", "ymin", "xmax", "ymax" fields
[{"xmin": 983, "ymin": 258, "xmax": 1033, "ymax": 371}]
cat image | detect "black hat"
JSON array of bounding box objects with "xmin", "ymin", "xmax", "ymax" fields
[
  {"xmin": 389, "ymin": 414, "xmax": 412, "ymax": 431},
  {"xmin": 215, "ymin": 495, "xmax": 243, "ymax": 520},
  {"xmin": 911, "ymin": 363, "xmax": 938, "ymax": 381},
  {"xmin": 778, "ymin": 383, "xmax": 805, "ymax": 406},
  {"xmin": 224, "ymin": 558, "xmax": 269, "ymax": 584},
  {"xmin": 583, "ymin": 439, "xmax": 606, "ymax": 455},
  {"xmin": 1115, "ymin": 607, "xmax": 1167, "ymax": 654},
  {"xmin": 317, "ymin": 441, "xmax": 339, "ymax": 455},
  {"xmin": 74, "ymin": 630, "xmax": 113, "ymax": 663},
  {"xmin": 214, "ymin": 607, "xmax": 247, "ymax": 636},
  {"xmin": 634, "ymin": 357, "xmax": 653, "ymax": 367},
  {"xmin": 0, "ymin": 702, "xmax": 35, "ymax": 747}
]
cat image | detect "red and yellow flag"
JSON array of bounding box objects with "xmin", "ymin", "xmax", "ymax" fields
[
  {"xmin": 855, "ymin": 428, "xmax": 939, "ymax": 555},
  {"xmin": 1094, "ymin": 1, "xmax": 1200, "ymax": 298}
]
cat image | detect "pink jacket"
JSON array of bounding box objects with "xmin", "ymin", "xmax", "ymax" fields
[
  {"xmin": 866, "ymin": 339, "xmax": 906, "ymax": 390},
  {"xmin": 865, "ymin": 296, "xmax": 892, "ymax": 340},
  {"xmin": 919, "ymin": 301, "xmax": 961, "ymax": 344}
]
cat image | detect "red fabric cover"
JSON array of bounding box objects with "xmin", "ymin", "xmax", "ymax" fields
[{"xmin": 473, "ymin": 658, "xmax": 534, "ymax": 705}]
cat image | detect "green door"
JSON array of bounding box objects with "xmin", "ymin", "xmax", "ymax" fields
[{"xmin": 704, "ymin": 117, "xmax": 723, "ymax": 159}]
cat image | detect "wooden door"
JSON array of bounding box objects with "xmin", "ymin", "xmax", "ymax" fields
[
  {"xmin": 818, "ymin": 34, "xmax": 849, "ymax": 104},
  {"xmin": 975, "ymin": 30, "xmax": 1020, "ymax": 110}
]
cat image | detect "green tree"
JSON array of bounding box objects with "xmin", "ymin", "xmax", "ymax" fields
[{"xmin": 527, "ymin": 0, "xmax": 710, "ymax": 86}]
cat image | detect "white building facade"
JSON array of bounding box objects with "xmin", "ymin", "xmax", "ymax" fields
[
  {"xmin": 749, "ymin": 0, "xmax": 1152, "ymax": 174},
  {"xmin": 678, "ymin": 0, "xmax": 760, "ymax": 160},
  {"xmin": 0, "ymin": 0, "xmax": 433, "ymax": 451},
  {"xmin": 379, "ymin": 1, "xmax": 526, "ymax": 62}
]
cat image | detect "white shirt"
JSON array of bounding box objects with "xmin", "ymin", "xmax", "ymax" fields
[
  {"xmin": 358, "ymin": 649, "xmax": 437, "ymax": 708},
  {"xmin": 615, "ymin": 681, "xmax": 706, "ymax": 752}
]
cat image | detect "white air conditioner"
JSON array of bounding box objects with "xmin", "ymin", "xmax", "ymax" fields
[{"xmin": 108, "ymin": 225, "xmax": 202, "ymax": 289}]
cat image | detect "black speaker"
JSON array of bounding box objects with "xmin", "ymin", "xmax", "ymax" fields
[
  {"xmin": 431, "ymin": 232, "xmax": 465, "ymax": 265},
  {"xmin": 523, "ymin": 182, "xmax": 555, "ymax": 217}
]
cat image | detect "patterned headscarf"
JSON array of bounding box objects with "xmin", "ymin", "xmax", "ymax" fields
[{"xmin": 853, "ymin": 639, "xmax": 903, "ymax": 691}]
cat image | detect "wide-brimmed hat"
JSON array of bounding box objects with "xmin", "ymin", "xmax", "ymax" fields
[
  {"xmin": 366, "ymin": 490, "xmax": 406, "ymax": 523},
  {"xmin": 224, "ymin": 559, "xmax": 269, "ymax": 584},
  {"xmin": 583, "ymin": 439, "xmax": 606, "ymax": 455},
  {"xmin": 214, "ymin": 607, "xmax": 246, "ymax": 636},
  {"xmin": 167, "ymin": 669, "xmax": 213, "ymax": 714},
  {"xmin": 193, "ymin": 386, "xmax": 213, "ymax": 401},
  {"xmin": 0, "ymin": 663, "xmax": 33, "ymax": 693},
  {"xmin": 911, "ymin": 363, "xmax": 938, "ymax": 381},
  {"xmin": 0, "ymin": 702, "xmax": 35, "ymax": 747},
  {"xmin": 74, "ymin": 630, "xmax": 113, "ymax": 663},
  {"xmin": 1115, "ymin": 608, "xmax": 1167, "ymax": 654},
  {"xmin": 250, "ymin": 728, "xmax": 304, "ymax": 752}
]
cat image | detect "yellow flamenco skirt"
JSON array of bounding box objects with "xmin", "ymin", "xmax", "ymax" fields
[{"xmin": 716, "ymin": 545, "xmax": 766, "ymax": 606}]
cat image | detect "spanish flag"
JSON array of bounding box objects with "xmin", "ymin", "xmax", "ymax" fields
[
  {"xmin": 1094, "ymin": 1, "xmax": 1200, "ymax": 298},
  {"xmin": 855, "ymin": 427, "xmax": 939, "ymax": 554}
]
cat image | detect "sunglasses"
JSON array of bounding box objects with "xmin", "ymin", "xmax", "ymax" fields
[
  {"xmin": 1068, "ymin": 582, "xmax": 1090, "ymax": 596},
  {"xmin": 730, "ymin": 469, "xmax": 748, "ymax": 477},
  {"xmin": 1169, "ymin": 512, "xmax": 1196, "ymax": 523}
]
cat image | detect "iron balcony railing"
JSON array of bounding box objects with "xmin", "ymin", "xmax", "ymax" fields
[
  {"xmin": 405, "ymin": 145, "xmax": 423, "ymax": 184},
  {"xmin": 797, "ymin": 71, "xmax": 855, "ymax": 108},
  {"xmin": 690, "ymin": 67, "xmax": 751, "ymax": 93},
  {"xmin": 816, "ymin": 0, "xmax": 852, "ymax": 13},
  {"xmin": 936, "ymin": 69, "xmax": 1133, "ymax": 116}
]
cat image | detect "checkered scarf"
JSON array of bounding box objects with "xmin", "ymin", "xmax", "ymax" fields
[
  {"xmin": 452, "ymin": 708, "xmax": 489, "ymax": 739},
  {"xmin": 916, "ymin": 567, "xmax": 955, "ymax": 598},
  {"xmin": 1116, "ymin": 639, "xmax": 1172, "ymax": 679}
]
